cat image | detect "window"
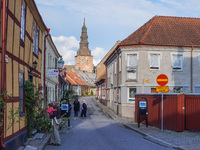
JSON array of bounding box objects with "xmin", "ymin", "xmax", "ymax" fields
[
  {"xmin": 119, "ymin": 54, "xmax": 121, "ymax": 72},
  {"xmin": 110, "ymin": 64, "xmax": 113, "ymax": 84},
  {"xmin": 128, "ymin": 87, "xmax": 136, "ymax": 102},
  {"xmin": 127, "ymin": 54, "xmax": 137, "ymax": 81},
  {"xmin": 33, "ymin": 24, "xmax": 39, "ymax": 56},
  {"xmin": 55, "ymin": 85, "xmax": 57, "ymax": 101},
  {"xmin": 36, "ymin": 29, "xmax": 39, "ymax": 55},
  {"xmin": 172, "ymin": 54, "xmax": 183, "ymax": 71},
  {"xmin": 173, "ymin": 86, "xmax": 183, "ymax": 93},
  {"xmin": 20, "ymin": 4, "xmax": 25, "ymax": 42},
  {"xmin": 33, "ymin": 24, "xmax": 36, "ymax": 53},
  {"xmin": 19, "ymin": 71, "xmax": 24, "ymax": 115},
  {"xmin": 55, "ymin": 58, "xmax": 58, "ymax": 69},
  {"xmin": 150, "ymin": 53, "xmax": 160, "ymax": 70},
  {"xmin": 114, "ymin": 61, "xmax": 117, "ymax": 75}
]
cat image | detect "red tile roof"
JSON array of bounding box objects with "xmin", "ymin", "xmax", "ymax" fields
[
  {"xmin": 120, "ymin": 16, "xmax": 200, "ymax": 47},
  {"xmin": 66, "ymin": 72, "xmax": 88, "ymax": 86}
]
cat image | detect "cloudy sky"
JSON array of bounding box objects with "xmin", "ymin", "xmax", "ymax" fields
[{"xmin": 34, "ymin": 0, "xmax": 200, "ymax": 66}]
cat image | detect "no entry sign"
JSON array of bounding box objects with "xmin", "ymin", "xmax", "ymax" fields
[{"xmin": 157, "ymin": 74, "xmax": 168, "ymax": 86}]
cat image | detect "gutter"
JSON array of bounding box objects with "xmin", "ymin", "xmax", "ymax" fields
[
  {"xmin": 191, "ymin": 44, "xmax": 193, "ymax": 93},
  {"xmin": 43, "ymin": 29, "xmax": 50, "ymax": 107},
  {"xmin": 1, "ymin": 0, "xmax": 7, "ymax": 149},
  {"xmin": 115, "ymin": 49, "xmax": 119, "ymax": 115}
]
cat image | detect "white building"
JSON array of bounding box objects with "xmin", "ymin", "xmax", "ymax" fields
[{"xmin": 105, "ymin": 16, "xmax": 200, "ymax": 119}]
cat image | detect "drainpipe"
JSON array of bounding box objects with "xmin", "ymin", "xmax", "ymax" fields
[
  {"xmin": 191, "ymin": 44, "xmax": 193, "ymax": 93},
  {"xmin": 115, "ymin": 49, "xmax": 119, "ymax": 115},
  {"xmin": 43, "ymin": 28, "xmax": 50, "ymax": 107},
  {"xmin": 1, "ymin": 0, "xmax": 7, "ymax": 149}
]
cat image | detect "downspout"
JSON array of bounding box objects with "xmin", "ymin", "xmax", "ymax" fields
[
  {"xmin": 105, "ymin": 71, "xmax": 107, "ymax": 105},
  {"xmin": 1, "ymin": 0, "xmax": 7, "ymax": 149},
  {"xmin": 43, "ymin": 28, "xmax": 50, "ymax": 107},
  {"xmin": 115, "ymin": 49, "xmax": 119, "ymax": 115},
  {"xmin": 191, "ymin": 44, "xmax": 193, "ymax": 93}
]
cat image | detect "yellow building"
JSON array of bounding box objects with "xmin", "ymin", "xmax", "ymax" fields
[{"xmin": 0, "ymin": 0, "xmax": 47, "ymax": 149}]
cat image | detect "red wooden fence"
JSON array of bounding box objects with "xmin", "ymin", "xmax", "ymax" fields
[
  {"xmin": 185, "ymin": 95, "xmax": 200, "ymax": 132},
  {"xmin": 135, "ymin": 94, "xmax": 185, "ymax": 132}
]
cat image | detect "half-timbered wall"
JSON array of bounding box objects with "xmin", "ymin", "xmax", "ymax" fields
[{"xmin": 1, "ymin": 0, "xmax": 46, "ymax": 143}]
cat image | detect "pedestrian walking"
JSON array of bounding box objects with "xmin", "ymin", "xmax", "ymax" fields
[
  {"xmin": 81, "ymin": 100, "xmax": 87, "ymax": 118},
  {"xmin": 73, "ymin": 96, "xmax": 80, "ymax": 119},
  {"xmin": 46, "ymin": 103, "xmax": 59, "ymax": 125},
  {"xmin": 49, "ymin": 101, "xmax": 61, "ymax": 146}
]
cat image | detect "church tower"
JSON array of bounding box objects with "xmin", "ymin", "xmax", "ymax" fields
[{"xmin": 75, "ymin": 18, "xmax": 94, "ymax": 72}]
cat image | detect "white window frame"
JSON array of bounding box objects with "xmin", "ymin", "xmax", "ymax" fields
[
  {"xmin": 126, "ymin": 53, "xmax": 138, "ymax": 81},
  {"xmin": 33, "ymin": 24, "xmax": 36, "ymax": 53},
  {"xmin": 119, "ymin": 54, "xmax": 121, "ymax": 72},
  {"xmin": 127, "ymin": 87, "xmax": 136, "ymax": 103},
  {"xmin": 20, "ymin": 4, "xmax": 25, "ymax": 42},
  {"xmin": 171, "ymin": 53, "xmax": 183, "ymax": 71},
  {"xmin": 114, "ymin": 61, "xmax": 117, "ymax": 75},
  {"xmin": 149, "ymin": 52, "xmax": 161, "ymax": 70},
  {"xmin": 36, "ymin": 29, "xmax": 39, "ymax": 55}
]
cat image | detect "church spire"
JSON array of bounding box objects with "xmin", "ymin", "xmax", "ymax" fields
[{"xmin": 77, "ymin": 18, "xmax": 91, "ymax": 56}]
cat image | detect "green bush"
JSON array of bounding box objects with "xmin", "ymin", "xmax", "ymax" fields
[
  {"xmin": 63, "ymin": 89, "xmax": 75, "ymax": 99},
  {"xmin": 34, "ymin": 108, "xmax": 51, "ymax": 133},
  {"xmin": 24, "ymin": 80, "xmax": 38, "ymax": 137},
  {"xmin": 91, "ymin": 90, "xmax": 93, "ymax": 96},
  {"xmin": 85, "ymin": 91, "xmax": 89, "ymax": 96}
]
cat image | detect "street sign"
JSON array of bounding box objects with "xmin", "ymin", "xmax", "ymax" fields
[
  {"xmin": 47, "ymin": 69, "xmax": 59, "ymax": 77},
  {"xmin": 61, "ymin": 104, "xmax": 69, "ymax": 111},
  {"xmin": 156, "ymin": 86, "xmax": 169, "ymax": 93},
  {"xmin": 157, "ymin": 74, "xmax": 168, "ymax": 86}
]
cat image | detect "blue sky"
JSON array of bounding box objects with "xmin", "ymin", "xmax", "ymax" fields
[{"xmin": 34, "ymin": 0, "xmax": 200, "ymax": 66}]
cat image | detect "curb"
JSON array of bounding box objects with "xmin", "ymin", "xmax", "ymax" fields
[
  {"xmin": 94, "ymin": 99, "xmax": 185, "ymax": 150},
  {"xmin": 38, "ymin": 134, "xmax": 51, "ymax": 150}
]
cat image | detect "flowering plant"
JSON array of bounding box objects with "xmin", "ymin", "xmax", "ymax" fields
[{"xmin": 0, "ymin": 92, "xmax": 9, "ymax": 127}]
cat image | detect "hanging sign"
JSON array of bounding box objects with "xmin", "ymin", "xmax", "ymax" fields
[{"xmin": 48, "ymin": 69, "xmax": 59, "ymax": 77}]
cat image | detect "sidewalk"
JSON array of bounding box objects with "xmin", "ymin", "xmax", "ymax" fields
[
  {"xmin": 94, "ymin": 99, "xmax": 200, "ymax": 150},
  {"xmin": 17, "ymin": 132, "xmax": 51, "ymax": 150}
]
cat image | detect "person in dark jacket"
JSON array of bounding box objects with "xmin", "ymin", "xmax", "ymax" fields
[
  {"xmin": 81, "ymin": 100, "xmax": 87, "ymax": 117},
  {"xmin": 73, "ymin": 97, "xmax": 80, "ymax": 119},
  {"xmin": 49, "ymin": 101, "xmax": 61, "ymax": 146}
]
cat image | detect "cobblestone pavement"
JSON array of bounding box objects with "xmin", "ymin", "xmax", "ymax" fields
[{"xmin": 94, "ymin": 99, "xmax": 200, "ymax": 150}]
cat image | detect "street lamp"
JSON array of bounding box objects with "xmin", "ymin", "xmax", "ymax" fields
[
  {"xmin": 32, "ymin": 61, "xmax": 38, "ymax": 69},
  {"xmin": 58, "ymin": 56, "xmax": 64, "ymax": 71}
]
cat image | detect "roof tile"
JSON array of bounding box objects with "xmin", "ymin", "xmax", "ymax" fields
[{"xmin": 120, "ymin": 16, "xmax": 200, "ymax": 47}]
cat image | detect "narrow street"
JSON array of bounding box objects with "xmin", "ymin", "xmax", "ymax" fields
[{"xmin": 44, "ymin": 96, "xmax": 174, "ymax": 150}]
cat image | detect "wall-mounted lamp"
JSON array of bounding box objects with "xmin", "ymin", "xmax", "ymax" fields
[
  {"xmin": 33, "ymin": 61, "xmax": 38, "ymax": 69},
  {"xmin": 58, "ymin": 56, "xmax": 64, "ymax": 71},
  {"xmin": 30, "ymin": 61, "xmax": 38, "ymax": 73}
]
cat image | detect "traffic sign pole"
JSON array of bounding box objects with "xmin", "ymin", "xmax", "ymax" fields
[
  {"xmin": 161, "ymin": 93, "xmax": 163, "ymax": 132},
  {"xmin": 156, "ymin": 74, "xmax": 168, "ymax": 132}
]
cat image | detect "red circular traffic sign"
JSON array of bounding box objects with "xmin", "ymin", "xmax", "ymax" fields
[{"xmin": 157, "ymin": 74, "xmax": 168, "ymax": 86}]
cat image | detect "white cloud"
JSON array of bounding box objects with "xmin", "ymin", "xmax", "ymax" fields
[
  {"xmin": 52, "ymin": 36, "xmax": 79, "ymax": 65},
  {"xmin": 93, "ymin": 59, "xmax": 102, "ymax": 66},
  {"xmin": 92, "ymin": 47, "xmax": 108, "ymax": 66}
]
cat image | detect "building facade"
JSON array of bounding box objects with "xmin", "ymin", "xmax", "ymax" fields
[
  {"xmin": 96, "ymin": 41, "xmax": 120, "ymax": 105},
  {"xmin": 105, "ymin": 16, "xmax": 200, "ymax": 119},
  {"xmin": 43, "ymin": 35, "xmax": 60, "ymax": 105},
  {"xmin": 0, "ymin": 0, "xmax": 47, "ymax": 149}
]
